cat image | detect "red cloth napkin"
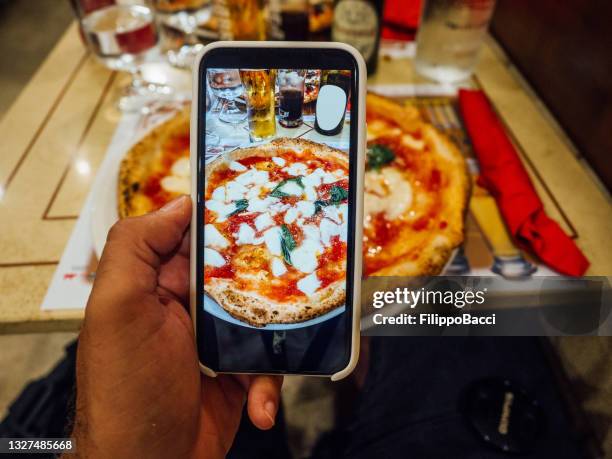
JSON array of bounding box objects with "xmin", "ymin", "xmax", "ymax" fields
[
  {"xmin": 382, "ymin": 0, "xmax": 421, "ymax": 40},
  {"xmin": 458, "ymin": 89, "xmax": 589, "ymax": 276}
]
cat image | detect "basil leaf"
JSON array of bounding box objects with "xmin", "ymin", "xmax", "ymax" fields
[
  {"xmin": 366, "ymin": 144, "xmax": 395, "ymax": 170},
  {"xmin": 280, "ymin": 224, "xmax": 296, "ymax": 265},
  {"xmin": 314, "ymin": 200, "xmax": 329, "ymax": 214},
  {"xmin": 228, "ymin": 199, "xmax": 248, "ymax": 216},
  {"xmin": 329, "ymin": 186, "xmax": 348, "ymax": 203},
  {"xmin": 269, "ymin": 176, "xmax": 304, "ymax": 198}
]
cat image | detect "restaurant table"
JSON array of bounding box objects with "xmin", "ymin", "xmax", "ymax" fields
[{"xmin": 1, "ymin": 24, "xmax": 611, "ymax": 334}]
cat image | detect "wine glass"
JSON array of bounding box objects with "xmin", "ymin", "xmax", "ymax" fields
[
  {"xmin": 207, "ymin": 69, "xmax": 247, "ymax": 124},
  {"xmin": 204, "ymin": 75, "xmax": 221, "ymax": 155},
  {"xmin": 78, "ymin": 2, "xmax": 170, "ymax": 111},
  {"xmin": 150, "ymin": 0, "xmax": 216, "ymax": 69}
]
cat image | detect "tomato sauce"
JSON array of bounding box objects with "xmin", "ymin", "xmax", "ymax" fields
[
  {"xmin": 427, "ymin": 169, "xmax": 442, "ymax": 191},
  {"xmin": 160, "ymin": 135, "xmax": 189, "ymax": 169},
  {"xmin": 227, "ymin": 213, "xmax": 258, "ymax": 234},
  {"xmin": 205, "ymin": 263, "xmax": 233, "ymax": 279},
  {"xmin": 143, "ymin": 172, "xmax": 171, "ymax": 210},
  {"xmin": 287, "ymin": 223, "xmax": 304, "ymax": 245},
  {"xmin": 261, "ymin": 279, "xmax": 303, "ymax": 302},
  {"xmin": 239, "ymin": 156, "xmax": 267, "ymax": 167},
  {"xmin": 366, "ymin": 213, "xmax": 400, "ymax": 247}
]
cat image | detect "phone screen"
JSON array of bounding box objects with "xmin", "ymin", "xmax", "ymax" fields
[{"xmin": 196, "ymin": 49, "xmax": 360, "ymax": 375}]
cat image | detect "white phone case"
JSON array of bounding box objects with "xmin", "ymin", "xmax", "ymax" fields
[{"xmin": 190, "ymin": 41, "xmax": 366, "ymax": 380}]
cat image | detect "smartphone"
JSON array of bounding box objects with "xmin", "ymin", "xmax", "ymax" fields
[{"xmin": 190, "ymin": 42, "xmax": 365, "ymax": 379}]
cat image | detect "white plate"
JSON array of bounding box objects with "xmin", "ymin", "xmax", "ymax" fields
[{"xmin": 90, "ymin": 148, "xmax": 122, "ymax": 259}]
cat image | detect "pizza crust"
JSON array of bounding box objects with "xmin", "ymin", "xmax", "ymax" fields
[
  {"xmin": 118, "ymin": 109, "xmax": 190, "ymax": 218},
  {"xmin": 205, "ymin": 137, "xmax": 348, "ymax": 181},
  {"xmin": 366, "ymin": 92, "xmax": 422, "ymax": 133},
  {"xmin": 206, "ymin": 277, "xmax": 345, "ymax": 327}
]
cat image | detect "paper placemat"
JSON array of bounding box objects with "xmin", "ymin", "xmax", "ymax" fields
[{"xmin": 41, "ymin": 114, "xmax": 141, "ymax": 311}]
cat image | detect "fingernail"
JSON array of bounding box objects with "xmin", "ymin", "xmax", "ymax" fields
[
  {"xmin": 263, "ymin": 401, "xmax": 276, "ymax": 426},
  {"xmin": 159, "ymin": 195, "xmax": 187, "ymax": 213}
]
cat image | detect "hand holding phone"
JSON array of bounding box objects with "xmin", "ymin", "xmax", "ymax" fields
[
  {"xmin": 73, "ymin": 197, "xmax": 282, "ymax": 458},
  {"xmin": 191, "ymin": 42, "xmax": 366, "ymax": 378}
]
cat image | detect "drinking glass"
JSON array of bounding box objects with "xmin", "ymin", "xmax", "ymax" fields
[
  {"xmin": 279, "ymin": 0, "xmax": 309, "ymax": 40},
  {"xmin": 218, "ymin": 0, "xmax": 266, "ymax": 40},
  {"xmin": 277, "ymin": 69, "xmax": 305, "ymax": 128},
  {"xmin": 150, "ymin": 0, "xmax": 216, "ymax": 68},
  {"xmin": 207, "ymin": 69, "xmax": 247, "ymax": 124},
  {"xmin": 205, "ymin": 75, "xmax": 221, "ymax": 152},
  {"xmin": 76, "ymin": 1, "xmax": 167, "ymax": 111},
  {"xmin": 239, "ymin": 69, "xmax": 277, "ymax": 142},
  {"xmin": 415, "ymin": 0, "xmax": 497, "ymax": 83}
]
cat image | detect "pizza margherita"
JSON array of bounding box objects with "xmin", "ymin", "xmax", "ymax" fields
[
  {"xmin": 203, "ymin": 138, "xmax": 349, "ymax": 326},
  {"xmin": 363, "ymin": 93, "xmax": 470, "ymax": 276}
]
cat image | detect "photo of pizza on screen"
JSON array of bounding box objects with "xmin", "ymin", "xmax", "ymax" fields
[{"xmin": 202, "ymin": 68, "xmax": 352, "ymax": 328}]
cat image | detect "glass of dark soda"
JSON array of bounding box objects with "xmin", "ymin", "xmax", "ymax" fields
[{"xmin": 278, "ymin": 69, "xmax": 306, "ymax": 128}]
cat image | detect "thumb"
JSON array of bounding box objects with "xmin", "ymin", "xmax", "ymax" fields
[{"xmin": 93, "ymin": 195, "xmax": 192, "ymax": 306}]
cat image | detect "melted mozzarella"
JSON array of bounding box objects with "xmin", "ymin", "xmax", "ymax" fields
[
  {"xmin": 367, "ymin": 119, "xmax": 402, "ymax": 141},
  {"xmin": 322, "ymin": 171, "xmax": 339, "ymax": 184},
  {"xmin": 278, "ymin": 181, "xmax": 303, "ymax": 196},
  {"xmin": 236, "ymin": 168, "xmax": 269, "ymax": 186},
  {"xmin": 304, "ymin": 185, "xmax": 317, "ymax": 201},
  {"xmin": 296, "ymin": 201, "xmax": 315, "ymax": 217},
  {"xmin": 302, "ymin": 224, "xmax": 321, "ymax": 242},
  {"xmin": 364, "ymin": 168, "xmax": 413, "ymax": 220},
  {"xmin": 204, "ymin": 224, "xmax": 229, "ymax": 249},
  {"xmin": 283, "ymin": 162, "xmax": 308, "ymax": 176},
  {"xmin": 297, "ymin": 272, "xmax": 321, "ymax": 296},
  {"xmin": 303, "ymin": 168, "xmax": 324, "ymax": 187},
  {"xmin": 401, "ymin": 133, "xmax": 425, "ymax": 150},
  {"xmin": 263, "ymin": 227, "xmax": 282, "ymax": 256},
  {"xmin": 272, "ymin": 157, "xmax": 285, "ymax": 167},
  {"xmin": 204, "ymin": 248, "xmax": 225, "ymax": 267},
  {"xmin": 226, "ymin": 181, "xmax": 249, "ymax": 201},
  {"xmin": 291, "ymin": 245, "xmax": 319, "ymax": 273},
  {"xmin": 255, "ymin": 212, "xmax": 274, "ymax": 231},
  {"xmin": 235, "ymin": 223, "xmax": 263, "ymax": 245},
  {"xmin": 269, "ymin": 202, "xmax": 290, "ymax": 213},
  {"xmin": 284, "ymin": 207, "xmax": 298, "ymax": 224},
  {"xmin": 229, "ymin": 160, "xmax": 247, "ymax": 172},
  {"xmin": 339, "ymin": 221, "xmax": 348, "ymax": 242},
  {"xmin": 265, "ymin": 181, "xmax": 279, "ymax": 191},
  {"xmin": 323, "ymin": 205, "xmax": 341, "ymax": 224},
  {"xmin": 211, "ymin": 186, "xmax": 226, "ymax": 202},
  {"xmin": 171, "ymin": 157, "xmax": 190, "ymax": 177},
  {"xmin": 160, "ymin": 176, "xmax": 190, "ymax": 194},
  {"xmin": 338, "ymin": 203, "xmax": 348, "ymax": 223},
  {"xmin": 205, "ymin": 200, "xmax": 236, "ymax": 222},
  {"xmin": 270, "ymin": 257, "xmax": 287, "ymax": 277},
  {"xmin": 246, "ymin": 185, "xmax": 263, "ymax": 200},
  {"xmin": 320, "ymin": 218, "xmax": 341, "ymax": 246},
  {"xmin": 291, "ymin": 229, "xmax": 322, "ymax": 274},
  {"xmin": 248, "ymin": 196, "xmax": 278, "ymax": 212}
]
